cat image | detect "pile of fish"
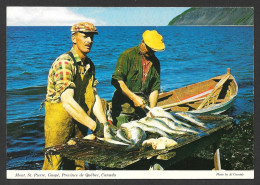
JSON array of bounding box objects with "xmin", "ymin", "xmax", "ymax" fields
[{"xmin": 99, "ymin": 107, "xmax": 208, "ymax": 150}]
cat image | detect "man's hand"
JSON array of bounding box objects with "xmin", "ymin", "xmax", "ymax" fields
[
  {"xmin": 92, "ymin": 122, "xmax": 104, "ymax": 137},
  {"xmin": 83, "ymin": 134, "xmax": 96, "ymax": 140},
  {"xmin": 132, "ymin": 95, "xmax": 146, "ymax": 108},
  {"xmin": 117, "ymin": 80, "xmax": 146, "ymax": 109},
  {"xmin": 149, "ymin": 90, "xmax": 159, "ymax": 108}
]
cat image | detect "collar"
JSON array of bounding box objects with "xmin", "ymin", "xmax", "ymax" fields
[
  {"xmin": 138, "ymin": 45, "xmax": 155, "ymax": 61},
  {"xmin": 70, "ymin": 47, "xmax": 88, "ymax": 65},
  {"xmin": 70, "ymin": 47, "xmax": 82, "ymax": 63}
]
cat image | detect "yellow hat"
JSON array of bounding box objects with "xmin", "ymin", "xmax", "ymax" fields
[{"xmin": 142, "ymin": 30, "xmax": 165, "ymax": 52}]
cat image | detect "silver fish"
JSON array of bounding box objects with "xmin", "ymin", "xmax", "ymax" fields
[
  {"xmin": 175, "ymin": 112, "xmax": 206, "ymax": 128},
  {"xmin": 121, "ymin": 121, "xmax": 172, "ymax": 139},
  {"xmin": 121, "ymin": 125, "xmax": 146, "ymax": 150},
  {"xmin": 139, "ymin": 117, "xmax": 181, "ymax": 135},
  {"xmin": 102, "ymin": 122, "xmax": 130, "ymax": 145},
  {"xmin": 168, "ymin": 115, "xmax": 192, "ymax": 128},
  {"xmin": 154, "ymin": 117, "xmax": 199, "ymax": 134},
  {"xmin": 116, "ymin": 129, "xmax": 133, "ymax": 144},
  {"xmin": 149, "ymin": 107, "xmax": 192, "ymax": 128},
  {"xmin": 148, "ymin": 107, "xmax": 176, "ymax": 120}
]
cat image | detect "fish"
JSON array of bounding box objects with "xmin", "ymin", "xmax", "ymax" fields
[
  {"xmin": 154, "ymin": 117, "xmax": 199, "ymax": 135},
  {"xmin": 116, "ymin": 129, "xmax": 133, "ymax": 144},
  {"xmin": 148, "ymin": 107, "xmax": 194, "ymax": 128},
  {"xmin": 101, "ymin": 122, "xmax": 130, "ymax": 146},
  {"xmin": 142, "ymin": 138, "xmax": 157, "ymax": 147},
  {"xmin": 103, "ymin": 122, "xmax": 116, "ymax": 139},
  {"xmin": 120, "ymin": 125, "xmax": 147, "ymax": 150},
  {"xmin": 148, "ymin": 107, "xmax": 176, "ymax": 120},
  {"xmin": 156, "ymin": 137, "xmax": 178, "ymax": 149},
  {"xmin": 168, "ymin": 115, "xmax": 193, "ymax": 128},
  {"xmin": 139, "ymin": 117, "xmax": 184, "ymax": 135},
  {"xmin": 121, "ymin": 121, "xmax": 172, "ymax": 139},
  {"xmin": 142, "ymin": 137, "xmax": 178, "ymax": 150},
  {"xmin": 175, "ymin": 112, "xmax": 206, "ymax": 128}
]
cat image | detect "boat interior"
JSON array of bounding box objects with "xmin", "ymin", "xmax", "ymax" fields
[{"xmin": 157, "ymin": 74, "xmax": 238, "ymax": 112}]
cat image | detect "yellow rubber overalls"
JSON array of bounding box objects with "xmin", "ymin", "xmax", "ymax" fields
[{"xmin": 42, "ymin": 52, "xmax": 96, "ymax": 170}]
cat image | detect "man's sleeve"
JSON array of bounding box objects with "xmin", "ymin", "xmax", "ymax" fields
[
  {"xmin": 111, "ymin": 52, "xmax": 128, "ymax": 82},
  {"xmin": 52, "ymin": 56, "xmax": 76, "ymax": 96}
]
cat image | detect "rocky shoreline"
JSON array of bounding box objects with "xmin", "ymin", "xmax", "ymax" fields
[{"xmin": 167, "ymin": 112, "xmax": 254, "ymax": 170}]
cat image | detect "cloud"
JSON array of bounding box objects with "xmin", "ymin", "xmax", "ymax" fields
[{"xmin": 7, "ymin": 7, "xmax": 98, "ymax": 26}]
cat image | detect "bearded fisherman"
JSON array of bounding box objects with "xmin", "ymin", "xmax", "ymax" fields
[
  {"xmin": 42, "ymin": 22, "xmax": 108, "ymax": 170},
  {"xmin": 111, "ymin": 30, "xmax": 165, "ymax": 127}
]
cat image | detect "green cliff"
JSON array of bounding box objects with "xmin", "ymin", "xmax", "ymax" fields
[{"xmin": 168, "ymin": 7, "xmax": 254, "ymax": 26}]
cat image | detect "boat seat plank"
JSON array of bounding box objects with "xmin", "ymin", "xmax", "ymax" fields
[{"xmin": 170, "ymin": 106, "xmax": 190, "ymax": 112}]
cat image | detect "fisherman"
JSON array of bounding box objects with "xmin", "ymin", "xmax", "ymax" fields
[
  {"xmin": 111, "ymin": 30, "xmax": 165, "ymax": 127},
  {"xmin": 42, "ymin": 22, "xmax": 108, "ymax": 170}
]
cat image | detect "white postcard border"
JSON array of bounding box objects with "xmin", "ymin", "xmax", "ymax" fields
[{"xmin": 7, "ymin": 170, "xmax": 254, "ymax": 179}]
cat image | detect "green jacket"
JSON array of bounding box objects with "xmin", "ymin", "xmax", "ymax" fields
[{"xmin": 112, "ymin": 45, "xmax": 160, "ymax": 94}]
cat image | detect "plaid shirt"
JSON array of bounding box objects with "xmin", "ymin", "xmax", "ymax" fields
[{"xmin": 46, "ymin": 47, "xmax": 94, "ymax": 103}]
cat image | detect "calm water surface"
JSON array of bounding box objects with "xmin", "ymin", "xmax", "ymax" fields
[{"xmin": 6, "ymin": 26, "xmax": 254, "ymax": 170}]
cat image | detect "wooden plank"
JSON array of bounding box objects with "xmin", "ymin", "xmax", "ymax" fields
[
  {"xmin": 197, "ymin": 72, "xmax": 231, "ymax": 110},
  {"xmin": 170, "ymin": 106, "xmax": 190, "ymax": 112},
  {"xmin": 158, "ymin": 92, "xmax": 173, "ymax": 100},
  {"xmin": 160, "ymin": 97, "xmax": 205, "ymax": 110}
]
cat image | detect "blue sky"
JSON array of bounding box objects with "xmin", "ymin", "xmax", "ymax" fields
[{"xmin": 7, "ymin": 7, "xmax": 190, "ymax": 26}]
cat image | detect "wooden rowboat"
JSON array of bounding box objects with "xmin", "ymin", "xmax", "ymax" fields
[{"xmin": 157, "ymin": 68, "xmax": 238, "ymax": 114}]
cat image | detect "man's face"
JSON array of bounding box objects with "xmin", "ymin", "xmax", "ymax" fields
[
  {"xmin": 72, "ymin": 32, "xmax": 94, "ymax": 54},
  {"xmin": 145, "ymin": 44, "xmax": 155, "ymax": 58},
  {"xmin": 141, "ymin": 41, "xmax": 155, "ymax": 58}
]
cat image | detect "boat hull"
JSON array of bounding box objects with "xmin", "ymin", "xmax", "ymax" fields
[
  {"xmin": 157, "ymin": 69, "xmax": 238, "ymax": 115},
  {"xmin": 190, "ymin": 96, "xmax": 236, "ymax": 114}
]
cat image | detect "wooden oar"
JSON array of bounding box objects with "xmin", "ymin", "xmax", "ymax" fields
[
  {"xmin": 160, "ymin": 97, "xmax": 206, "ymax": 110},
  {"xmin": 197, "ymin": 69, "xmax": 231, "ymax": 110},
  {"xmin": 213, "ymin": 148, "xmax": 222, "ymax": 170}
]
